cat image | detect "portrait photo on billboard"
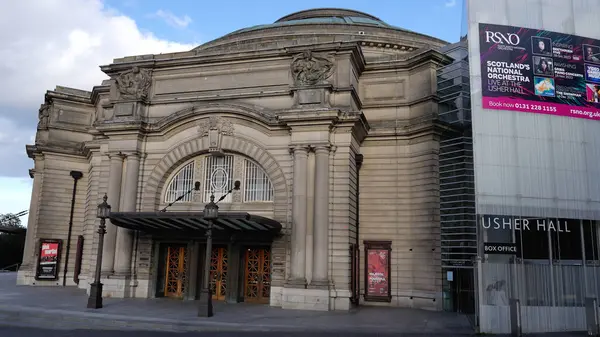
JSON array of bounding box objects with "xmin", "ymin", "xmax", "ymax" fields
[
  {"xmin": 532, "ymin": 36, "xmax": 552, "ymax": 56},
  {"xmin": 586, "ymin": 83, "xmax": 600, "ymax": 103},
  {"xmin": 532, "ymin": 56, "xmax": 554, "ymax": 76},
  {"xmin": 583, "ymin": 44, "xmax": 600, "ymax": 64},
  {"xmin": 479, "ymin": 23, "xmax": 600, "ymax": 120}
]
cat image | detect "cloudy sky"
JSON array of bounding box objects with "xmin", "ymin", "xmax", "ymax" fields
[{"xmin": 0, "ymin": 0, "xmax": 462, "ymax": 226}]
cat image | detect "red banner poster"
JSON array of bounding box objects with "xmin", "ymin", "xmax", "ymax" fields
[
  {"xmin": 36, "ymin": 239, "xmax": 61, "ymax": 280},
  {"xmin": 40, "ymin": 242, "xmax": 59, "ymax": 264},
  {"xmin": 367, "ymin": 249, "xmax": 389, "ymax": 297}
]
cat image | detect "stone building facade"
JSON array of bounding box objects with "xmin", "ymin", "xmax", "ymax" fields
[{"xmin": 17, "ymin": 8, "xmax": 452, "ymax": 311}]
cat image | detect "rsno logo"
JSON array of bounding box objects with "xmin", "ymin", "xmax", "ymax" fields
[{"xmin": 485, "ymin": 31, "xmax": 520, "ymax": 45}]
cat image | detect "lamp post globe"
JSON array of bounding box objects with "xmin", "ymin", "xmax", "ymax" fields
[
  {"xmin": 96, "ymin": 194, "xmax": 111, "ymax": 219},
  {"xmin": 87, "ymin": 194, "xmax": 110, "ymax": 309},
  {"xmin": 203, "ymin": 194, "xmax": 219, "ymax": 220}
]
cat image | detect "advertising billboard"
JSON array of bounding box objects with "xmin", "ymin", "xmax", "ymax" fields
[
  {"xmin": 364, "ymin": 241, "xmax": 392, "ymax": 302},
  {"xmin": 35, "ymin": 239, "xmax": 62, "ymax": 280},
  {"xmin": 479, "ymin": 23, "xmax": 600, "ymax": 120}
]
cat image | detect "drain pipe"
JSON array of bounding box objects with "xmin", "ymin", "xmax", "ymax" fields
[
  {"xmin": 63, "ymin": 170, "xmax": 83, "ymax": 286},
  {"xmin": 355, "ymin": 153, "xmax": 363, "ymax": 304}
]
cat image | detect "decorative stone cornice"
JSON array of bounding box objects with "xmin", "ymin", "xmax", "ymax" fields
[
  {"xmin": 90, "ymin": 84, "xmax": 110, "ymax": 105},
  {"xmin": 366, "ymin": 48, "xmax": 453, "ymax": 71},
  {"xmin": 151, "ymin": 102, "xmax": 280, "ymax": 133},
  {"xmin": 101, "ymin": 42, "xmax": 364, "ymax": 74},
  {"xmin": 366, "ymin": 115, "xmax": 454, "ymax": 140},
  {"xmin": 359, "ymin": 40, "xmax": 418, "ymax": 52},
  {"xmin": 26, "ymin": 141, "xmax": 86, "ymax": 159}
]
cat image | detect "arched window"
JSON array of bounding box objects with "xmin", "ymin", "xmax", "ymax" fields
[
  {"xmin": 243, "ymin": 159, "xmax": 274, "ymax": 202},
  {"xmin": 163, "ymin": 154, "xmax": 275, "ymax": 204},
  {"xmin": 164, "ymin": 161, "xmax": 195, "ymax": 203}
]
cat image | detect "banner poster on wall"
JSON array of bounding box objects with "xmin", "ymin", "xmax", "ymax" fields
[
  {"xmin": 366, "ymin": 248, "xmax": 390, "ymax": 298},
  {"xmin": 35, "ymin": 239, "xmax": 61, "ymax": 280},
  {"xmin": 479, "ymin": 23, "xmax": 600, "ymax": 120}
]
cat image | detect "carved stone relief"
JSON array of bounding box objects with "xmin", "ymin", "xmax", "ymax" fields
[
  {"xmin": 37, "ymin": 103, "xmax": 50, "ymax": 129},
  {"xmin": 232, "ymin": 157, "xmax": 244, "ymax": 203},
  {"xmin": 115, "ymin": 66, "xmax": 152, "ymax": 100},
  {"xmin": 193, "ymin": 157, "xmax": 205, "ymax": 202},
  {"xmin": 197, "ymin": 116, "xmax": 234, "ymax": 154},
  {"xmin": 290, "ymin": 50, "xmax": 335, "ymax": 86}
]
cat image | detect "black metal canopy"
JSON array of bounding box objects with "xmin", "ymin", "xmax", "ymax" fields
[{"xmin": 109, "ymin": 212, "xmax": 282, "ymax": 237}]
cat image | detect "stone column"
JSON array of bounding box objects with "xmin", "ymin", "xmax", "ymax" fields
[
  {"xmin": 114, "ymin": 153, "xmax": 140, "ymax": 276},
  {"xmin": 102, "ymin": 153, "xmax": 124, "ymax": 274},
  {"xmin": 185, "ymin": 241, "xmax": 199, "ymax": 301},
  {"xmin": 311, "ymin": 145, "xmax": 330, "ymax": 287},
  {"xmin": 225, "ymin": 241, "xmax": 241, "ymax": 303},
  {"xmin": 289, "ymin": 145, "xmax": 309, "ymax": 287}
]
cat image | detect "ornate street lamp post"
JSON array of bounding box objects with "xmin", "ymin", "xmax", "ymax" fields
[
  {"xmin": 198, "ymin": 194, "xmax": 218, "ymax": 317},
  {"xmin": 198, "ymin": 180, "xmax": 240, "ymax": 317},
  {"xmin": 87, "ymin": 194, "xmax": 111, "ymax": 309}
]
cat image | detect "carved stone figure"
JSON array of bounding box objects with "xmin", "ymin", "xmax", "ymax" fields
[
  {"xmin": 291, "ymin": 51, "xmax": 335, "ymax": 86},
  {"xmin": 38, "ymin": 103, "xmax": 50, "ymax": 129},
  {"xmin": 115, "ymin": 66, "xmax": 152, "ymax": 100}
]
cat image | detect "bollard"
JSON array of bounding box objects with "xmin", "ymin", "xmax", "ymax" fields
[
  {"xmin": 510, "ymin": 298, "xmax": 522, "ymax": 337},
  {"xmin": 586, "ymin": 298, "xmax": 599, "ymax": 337}
]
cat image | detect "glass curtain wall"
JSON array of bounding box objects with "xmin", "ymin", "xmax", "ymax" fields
[{"xmin": 438, "ymin": 40, "xmax": 477, "ymax": 315}]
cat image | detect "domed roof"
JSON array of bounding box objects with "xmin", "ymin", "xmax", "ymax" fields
[
  {"xmin": 193, "ymin": 8, "xmax": 446, "ymax": 53},
  {"xmin": 231, "ymin": 8, "xmax": 406, "ymax": 35}
]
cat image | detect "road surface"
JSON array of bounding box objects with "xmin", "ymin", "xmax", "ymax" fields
[{"xmin": 0, "ymin": 326, "xmax": 482, "ymax": 337}]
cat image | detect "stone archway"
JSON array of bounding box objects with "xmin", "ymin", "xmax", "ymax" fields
[{"xmin": 141, "ymin": 133, "xmax": 289, "ymax": 224}]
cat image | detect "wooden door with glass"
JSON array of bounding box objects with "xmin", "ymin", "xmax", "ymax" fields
[
  {"xmin": 164, "ymin": 245, "xmax": 187, "ymax": 298},
  {"xmin": 244, "ymin": 247, "xmax": 271, "ymax": 303},
  {"xmin": 210, "ymin": 247, "xmax": 228, "ymax": 301}
]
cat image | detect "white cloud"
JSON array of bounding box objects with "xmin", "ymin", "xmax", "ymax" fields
[
  {"xmin": 445, "ymin": 0, "xmax": 457, "ymax": 7},
  {"xmin": 0, "ymin": 0, "xmax": 196, "ymax": 109},
  {"xmin": 0, "ymin": 0, "xmax": 196, "ymax": 214},
  {"xmin": 0, "ymin": 177, "xmax": 33, "ymax": 227},
  {"xmin": 153, "ymin": 9, "xmax": 193, "ymax": 29}
]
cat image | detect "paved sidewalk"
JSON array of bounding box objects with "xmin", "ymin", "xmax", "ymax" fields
[{"xmin": 0, "ymin": 272, "xmax": 475, "ymax": 334}]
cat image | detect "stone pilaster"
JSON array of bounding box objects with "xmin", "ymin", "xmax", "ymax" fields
[
  {"xmin": 310, "ymin": 144, "xmax": 330, "ymax": 288},
  {"xmin": 19, "ymin": 165, "xmax": 43, "ymax": 271},
  {"xmin": 102, "ymin": 153, "xmax": 124, "ymax": 275},
  {"xmin": 113, "ymin": 152, "xmax": 140, "ymax": 276},
  {"xmin": 288, "ymin": 145, "xmax": 309, "ymax": 287}
]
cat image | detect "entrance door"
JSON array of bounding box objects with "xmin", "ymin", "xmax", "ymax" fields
[
  {"xmin": 244, "ymin": 247, "xmax": 271, "ymax": 303},
  {"xmin": 210, "ymin": 247, "xmax": 228, "ymax": 301},
  {"xmin": 164, "ymin": 246, "xmax": 187, "ymax": 298}
]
